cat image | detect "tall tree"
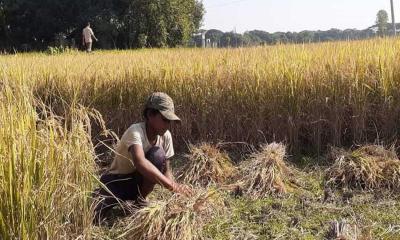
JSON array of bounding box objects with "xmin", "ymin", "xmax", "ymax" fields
[{"xmin": 376, "ymin": 9, "xmax": 389, "ymax": 36}]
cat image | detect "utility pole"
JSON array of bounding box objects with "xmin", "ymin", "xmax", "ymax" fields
[
  {"xmin": 192, "ymin": 30, "xmax": 208, "ymax": 48},
  {"xmin": 390, "ymin": 0, "xmax": 396, "ymax": 35},
  {"xmin": 202, "ymin": 32, "xmax": 206, "ymax": 48},
  {"xmin": 234, "ymin": 26, "xmax": 238, "ymax": 47}
]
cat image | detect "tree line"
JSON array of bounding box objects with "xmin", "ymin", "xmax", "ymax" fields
[
  {"xmin": 192, "ymin": 10, "xmax": 395, "ymax": 48},
  {"xmin": 0, "ymin": 0, "xmax": 204, "ymax": 51},
  {"xmin": 191, "ymin": 28, "xmax": 379, "ymax": 48},
  {"xmin": 0, "ymin": 6, "xmax": 395, "ymax": 51}
]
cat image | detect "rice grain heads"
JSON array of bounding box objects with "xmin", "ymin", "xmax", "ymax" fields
[{"xmin": 326, "ymin": 145, "xmax": 400, "ymax": 191}]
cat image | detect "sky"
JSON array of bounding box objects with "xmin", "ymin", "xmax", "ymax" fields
[{"xmin": 202, "ymin": 0, "xmax": 398, "ymax": 33}]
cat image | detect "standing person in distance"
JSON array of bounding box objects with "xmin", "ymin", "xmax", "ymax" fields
[{"xmin": 82, "ymin": 22, "xmax": 98, "ymax": 52}]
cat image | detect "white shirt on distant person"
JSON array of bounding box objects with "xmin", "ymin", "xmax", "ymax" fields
[{"xmin": 82, "ymin": 26, "xmax": 95, "ymax": 43}]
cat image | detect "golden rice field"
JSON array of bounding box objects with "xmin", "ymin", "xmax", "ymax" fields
[
  {"xmin": 3, "ymin": 38, "xmax": 400, "ymax": 153},
  {"xmin": 1, "ymin": 38, "xmax": 400, "ymax": 239}
]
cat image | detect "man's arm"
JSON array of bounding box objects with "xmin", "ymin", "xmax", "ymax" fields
[
  {"xmin": 129, "ymin": 144, "xmax": 173, "ymax": 188},
  {"xmin": 129, "ymin": 144, "xmax": 191, "ymax": 195},
  {"xmin": 90, "ymin": 29, "xmax": 98, "ymax": 41}
]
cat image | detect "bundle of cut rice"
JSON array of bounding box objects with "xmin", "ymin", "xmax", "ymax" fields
[
  {"xmin": 115, "ymin": 189, "xmax": 224, "ymax": 240},
  {"xmin": 326, "ymin": 145, "xmax": 400, "ymax": 191},
  {"xmin": 178, "ymin": 143, "xmax": 237, "ymax": 187},
  {"xmin": 239, "ymin": 142, "xmax": 292, "ymax": 197}
]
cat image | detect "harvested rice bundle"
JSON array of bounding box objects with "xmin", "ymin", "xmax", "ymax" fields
[
  {"xmin": 116, "ymin": 189, "xmax": 224, "ymax": 240},
  {"xmin": 178, "ymin": 143, "xmax": 237, "ymax": 186},
  {"xmin": 326, "ymin": 145, "xmax": 400, "ymax": 190},
  {"xmin": 380, "ymin": 159, "xmax": 400, "ymax": 190},
  {"xmin": 239, "ymin": 142, "xmax": 292, "ymax": 197}
]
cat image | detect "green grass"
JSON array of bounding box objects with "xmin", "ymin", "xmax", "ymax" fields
[{"xmin": 204, "ymin": 167, "xmax": 400, "ymax": 239}]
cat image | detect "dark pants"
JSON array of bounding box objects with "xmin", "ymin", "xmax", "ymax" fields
[{"xmin": 93, "ymin": 146, "xmax": 166, "ymax": 222}]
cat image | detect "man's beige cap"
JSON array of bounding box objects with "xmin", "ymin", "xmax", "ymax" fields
[{"xmin": 145, "ymin": 92, "xmax": 181, "ymax": 121}]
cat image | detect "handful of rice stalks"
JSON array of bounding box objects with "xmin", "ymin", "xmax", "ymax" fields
[
  {"xmin": 116, "ymin": 189, "xmax": 224, "ymax": 240},
  {"xmin": 239, "ymin": 142, "xmax": 292, "ymax": 197},
  {"xmin": 326, "ymin": 145, "xmax": 400, "ymax": 191},
  {"xmin": 178, "ymin": 143, "xmax": 237, "ymax": 187}
]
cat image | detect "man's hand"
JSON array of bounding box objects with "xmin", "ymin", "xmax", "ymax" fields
[{"xmin": 171, "ymin": 182, "xmax": 193, "ymax": 197}]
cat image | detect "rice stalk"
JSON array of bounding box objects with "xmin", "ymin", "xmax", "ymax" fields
[{"xmin": 0, "ymin": 81, "xmax": 100, "ymax": 239}]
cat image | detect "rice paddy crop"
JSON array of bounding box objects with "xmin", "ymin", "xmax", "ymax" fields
[
  {"xmin": 1, "ymin": 38, "xmax": 400, "ymax": 154},
  {"xmin": 0, "ymin": 81, "xmax": 97, "ymax": 239},
  {"xmin": 2, "ymin": 38, "xmax": 400, "ymax": 239}
]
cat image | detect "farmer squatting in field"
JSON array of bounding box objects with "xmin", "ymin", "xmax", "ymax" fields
[{"xmin": 93, "ymin": 92, "xmax": 193, "ymax": 223}]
